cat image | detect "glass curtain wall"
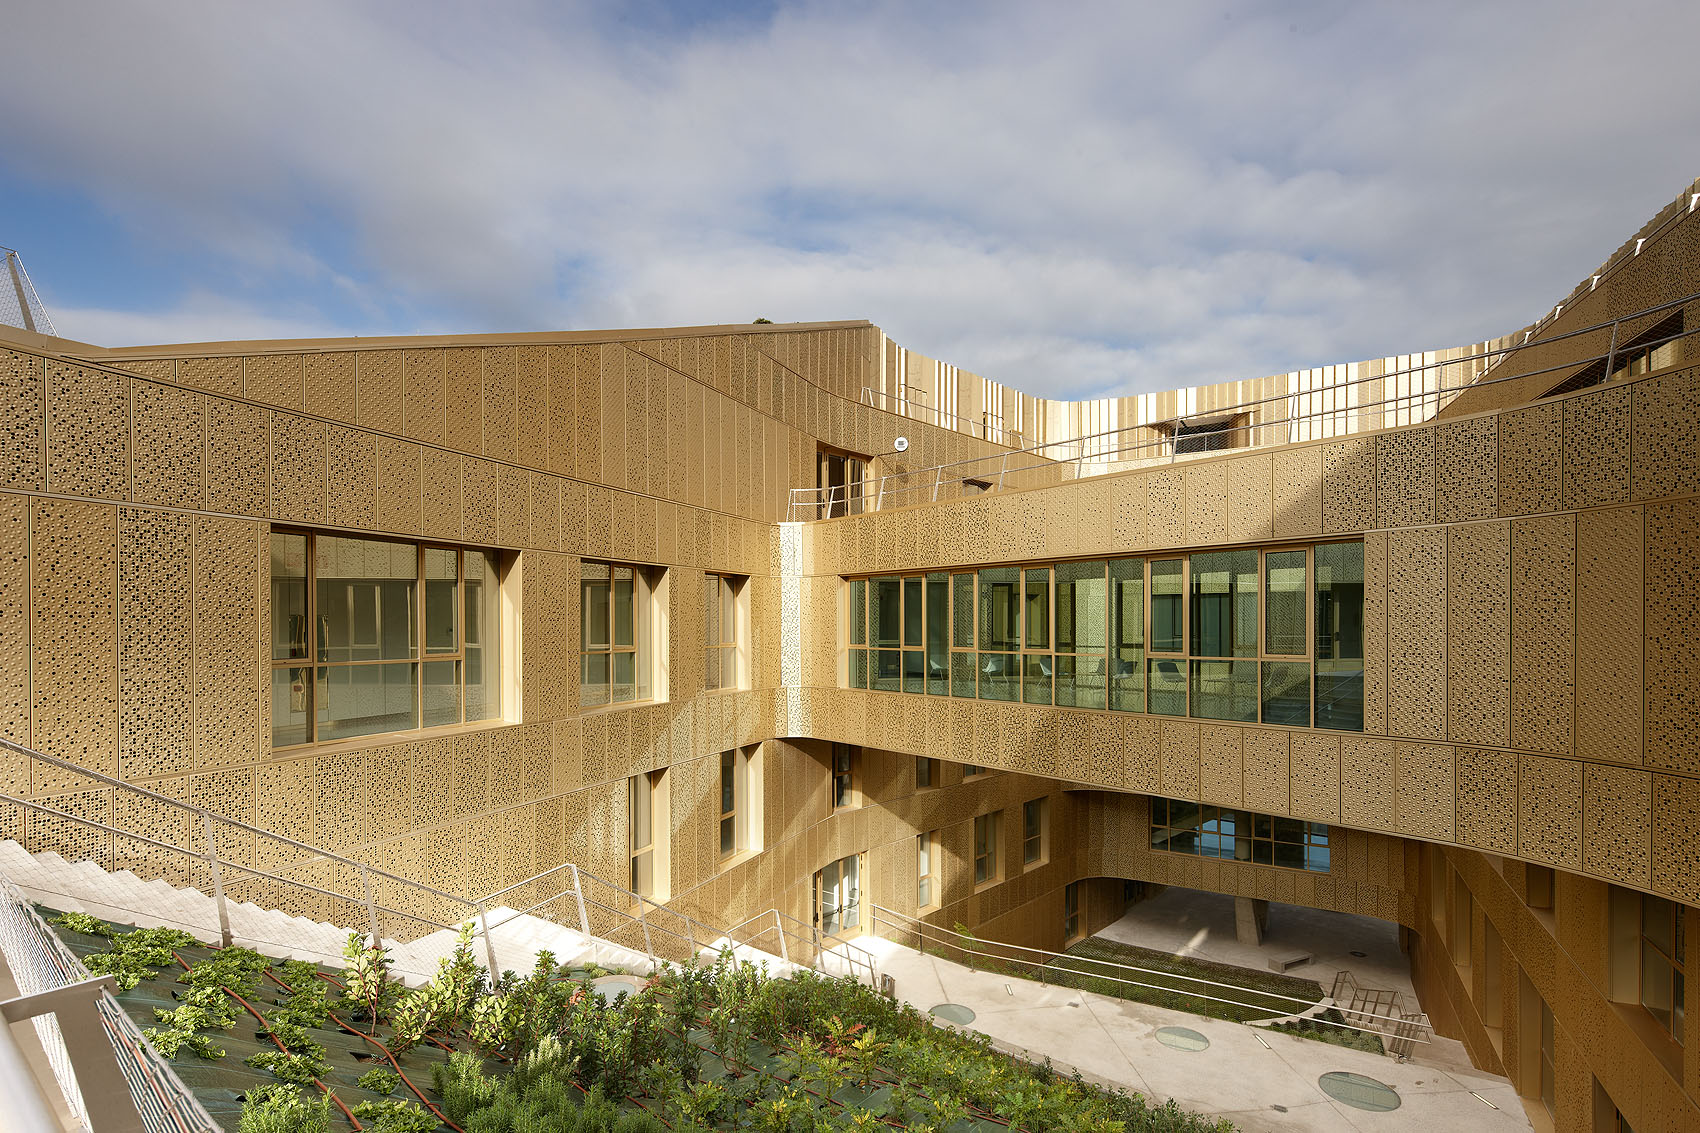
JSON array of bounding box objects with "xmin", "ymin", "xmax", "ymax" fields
[{"xmin": 844, "ymin": 541, "xmax": 1363, "ymax": 733}]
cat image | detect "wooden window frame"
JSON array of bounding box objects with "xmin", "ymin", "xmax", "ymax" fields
[
  {"xmin": 973, "ymin": 811, "xmax": 1002, "ymax": 888},
  {"xmin": 1022, "ymin": 797, "xmax": 1050, "ymax": 867}
]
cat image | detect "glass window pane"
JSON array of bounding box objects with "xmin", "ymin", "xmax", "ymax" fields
[
  {"xmin": 925, "ymin": 574, "xmax": 949, "ymax": 695},
  {"xmin": 270, "ymin": 533, "xmax": 309, "ymax": 661},
  {"xmin": 631, "ymin": 776, "xmax": 652, "ymax": 848},
  {"xmin": 720, "ymin": 816, "xmax": 736, "ymax": 856},
  {"xmin": 872, "ymin": 578, "xmax": 901, "ymax": 649},
  {"xmin": 1057, "ymin": 561, "xmax": 1107, "ymax": 653},
  {"xmin": 424, "ymin": 548, "xmax": 458, "ymax": 654},
  {"xmin": 849, "ymin": 579, "xmax": 867, "ymax": 646},
  {"xmin": 951, "ymin": 651, "xmax": 978, "ymax": 698},
  {"xmin": 464, "ymin": 551, "xmax": 501, "ymax": 721},
  {"xmin": 1110, "ymin": 559, "xmax": 1144, "ymax": 710},
  {"xmin": 613, "ymin": 570, "xmax": 635, "ymax": 648},
  {"xmin": 315, "ymin": 535, "xmax": 418, "ymax": 661},
  {"xmin": 978, "ymin": 653, "xmax": 1017, "ymax": 701},
  {"xmin": 720, "ymin": 751, "xmax": 736, "ymax": 812},
  {"xmin": 1023, "ymin": 569, "xmax": 1050, "ymax": 649},
  {"xmin": 978, "ymin": 567, "xmax": 1020, "ymax": 651},
  {"xmin": 705, "ymin": 575, "xmax": 722, "ymax": 648},
  {"xmin": 1189, "ymin": 550, "xmax": 1258, "ymax": 658},
  {"xmin": 902, "ymin": 650, "xmax": 925, "ymax": 694},
  {"xmin": 582, "ymin": 563, "xmax": 611, "ymax": 651},
  {"xmin": 1264, "ymin": 550, "xmax": 1307, "ymax": 656},
  {"xmin": 422, "ymin": 659, "xmax": 461, "ymax": 728},
  {"xmin": 1150, "ymin": 559, "xmax": 1184, "ymax": 653},
  {"xmin": 270, "ymin": 666, "xmax": 310, "ymax": 747},
  {"xmin": 1148, "ymin": 657, "xmax": 1187, "ymax": 715},
  {"xmin": 581, "ymin": 651, "xmax": 610, "ymax": 706},
  {"xmin": 903, "ymin": 577, "xmax": 924, "ymax": 648},
  {"xmin": 1314, "ymin": 542, "xmax": 1365, "ymax": 731},
  {"xmin": 318, "ymin": 662, "xmax": 418, "ymax": 741},
  {"xmin": 612, "ymin": 650, "xmax": 636, "ymax": 702},
  {"xmin": 1261, "ymin": 661, "xmax": 1311, "ymax": 726},
  {"xmin": 1190, "ymin": 659, "xmax": 1258, "ymax": 721},
  {"xmin": 633, "ymin": 569, "xmax": 652, "ymax": 703},
  {"xmin": 872, "ymin": 649, "xmax": 901, "ymax": 692},
  {"xmin": 951, "ymin": 574, "xmax": 975, "ymax": 648},
  {"xmin": 1023, "ymin": 653, "xmax": 1052, "ymax": 705},
  {"xmin": 849, "ymin": 648, "xmax": 869, "ymax": 689}
]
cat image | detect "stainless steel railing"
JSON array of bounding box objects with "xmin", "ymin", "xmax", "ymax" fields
[
  {"xmin": 787, "ymin": 290, "xmax": 1700, "ymax": 520},
  {"xmin": 867, "ymin": 902, "xmax": 1428, "ymax": 1045}
]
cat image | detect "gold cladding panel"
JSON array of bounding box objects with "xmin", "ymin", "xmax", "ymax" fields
[
  {"xmin": 1385, "ymin": 528, "xmax": 1446, "ymax": 741},
  {"xmin": 1339, "ymin": 738, "xmax": 1395, "ymax": 830},
  {"xmin": 194, "ymin": 517, "xmax": 260, "ymax": 770},
  {"xmin": 1561, "ymin": 385, "xmax": 1630, "ymax": 510},
  {"xmin": 462, "ymin": 458, "xmax": 499, "ymax": 545},
  {"xmin": 1650, "ymin": 775, "xmax": 1700, "ymax": 905},
  {"xmin": 355, "ymin": 352, "xmax": 405, "ymax": 436},
  {"xmin": 1455, "ymin": 746, "xmax": 1516, "ymax": 854},
  {"xmin": 1630, "ymin": 366, "xmax": 1698, "ymax": 501},
  {"xmin": 30, "ymin": 500, "xmax": 118, "ymax": 789},
  {"xmin": 326, "ymin": 426, "xmax": 376, "ymax": 530},
  {"xmin": 304, "ymin": 353, "xmax": 355, "ymax": 423},
  {"xmin": 131, "ymin": 382, "xmax": 204, "ymax": 510},
  {"xmin": 1241, "ymin": 729, "xmax": 1288, "ymax": 814},
  {"xmin": 1643, "ymin": 499, "xmax": 1698, "ymax": 775},
  {"xmin": 483, "ymin": 346, "xmax": 518, "ymax": 462},
  {"xmin": 1288, "ymin": 733, "xmax": 1339, "ymax": 822},
  {"xmin": 1518, "ymin": 754, "xmax": 1582, "ymax": 870},
  {"xmin": 421, "ymin": 448, "xmax": 462, "ymax": 541},
  {"xmin": 1394, "ymin": 742, "xmax": 1454, "ymax": 841},
  {"xmin": 1574, "ymin": 508, "xmax": 1642, "ymax": 764},
  {"xmin": 1271, "ymin": 446, "xmax": 1321, "ymax": 539},
  {"xmin": 246, "ymin": 354, "xmax": 303, "ymax": 410},
  {"xmin": 1226, "ymin": 455, "xmax": 1273, "ymax": 543},
  {"xmin": 118, "ymin": 509, "xmax": 194, "ymax": 781},
  {"xmin": 1321, "ymin": 437, "xmax": 1375, "ymax": 533},
  {"xmin": 1375, "ymin": 427, "xmax": 1435, "ymax": 529},
  {"xmin": 0, "ymin": 351, "xmax": 44, "ymax": 490},
  {"xmin": 373, "ymin": 436, "xmax": 422, "ymax": 536},
  {"xmin": 206, "ymin": 400, "xmax": 269, "ymax": 516},
  {"xmin": 270, "ymin": 414, "xmax": 327, "ymax": 524},
  {"xmin": 178, "ymin": 358, "xmax": 241, "ymax": 398},
  {"xmin": 1510, "ymin": 515, "xmax": 1574, "ymax": 755},
  {"xmin": 1362, "ymin": 531, "xmax": 1387, "ymax": 734},
  {"xmin": 1184, "ymin": 463, "xmax": 1227, "ymax": 546},
  {"xmin": 1581, "ymin": 763, "xmax": 1650, "ymax": 888},
  {"xmin": 0, "ymin": 496, "xmax": 28, "ymax": 779},
  {"xmin": 1198, "ymin": 725, "xmax": 1241, "ymax": 806},
  {"xmin": 1446, "ymin": 521, "xmax": 1509, "ymax": 748},
  {"xmin": 1435, "ymin": 415, "xmax": 1497, "ymax": 523},
  {"xmin": 404, "ymin": 350, "xmax": 447, "ymax": 446},
  {"xmin": 47, "ymin": 361, "xmax": 128, "ymax": 499},
  {"xmin": 1497, "ymin": 401, "xmax": 1562, "ymax": 516}
]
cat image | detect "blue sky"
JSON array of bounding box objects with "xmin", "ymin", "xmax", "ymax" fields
[{"xmin": 3, "ymin": 0, "xmax": 1697, "ymax": 399}]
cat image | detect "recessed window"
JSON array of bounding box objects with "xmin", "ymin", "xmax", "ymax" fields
[
  {"xmin": 917, "ymin": 830, "xmax": 939, "ymax": 909},
  {"xmin": 630, "ymin": 769, "xmax": 667, "ymax": 900},
  {"xmin": 973, "ymin": 811, "xmax": 1002, "ymax": 886},
  {"xmin": 704, "ymin": 573, "xmax": 745, "ymax": 691},
  {"xmin": 1023, "ymin": 798, "xmax": 1050, "ymax": 866},
  {"xmin": 915, "ymin": 757, "xmax": 938, "ymax": 790},
  {"xmin": 1640, "ymin": 894, "xmax": 1686, "ymax": 1044},
  {"xmin": 719, "ymin": 749, "xmax": 743, "ymax": 860},
  {"xmin": 816, "ymin": 853, "xmax": 861, "ymax": 935},
  {"xmin": 581, "ymin": 561, "xmax": 660, "ymax": 707},
  {"xmin": 1149, "ymin": 797, "xmax": 1329, "ymax": 873},
  {"xmin": 816, "ymin": 446, "xmax": 867, "ymax": 519},
  {"xmin": 831, "ymin": 743, "xmax": 859, "ymax": 811},
  {"xmin": 269, "ymin": 531, "xmax": 503, "ymax": 748},
  {"xmin": 1064, "ymin": 881, "xmax": 1081, "ymax": 941}
]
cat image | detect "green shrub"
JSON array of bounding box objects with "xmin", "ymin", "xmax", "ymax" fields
[
  {"xmin": 350, "ymin": 1098, "xmax": 441, "ymax": 1133},
  {"xmin": 358, "ymin": 1067, "xmax": 401, "ymax": 1095},
  {"xmin": 51, "ymin": 911, "xmax": 114, "ymax": 937},
  {"xmin": 236, "ymin": 1084, "xmax": 333, "ymax": 1133}
]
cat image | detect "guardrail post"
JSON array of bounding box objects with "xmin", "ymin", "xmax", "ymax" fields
[
  {"xmin": 1602, "ymin": 319, "xmax": 1620, "ymax": 382},
  {"xmin": 995, "ymin": 452, "xmax": 1008, "ymax": 491},
  {"xmin": 686, "ymin": 919, "xmax": 696, "ymax": 957},
  {"xmin": 568, "ymin": 864, "xmax": 591, "ymax": 937},
  {"xmin": 474, "ymin": 900, "xmax": 501, "ymax": 977},
  {"xmin": 358, "ymin": 865, "xmax": 382, "ymax": 946},
  {"xmin": 774, "ymin": 910, "xmax": 789, "ymax": 963},
  {"xmin": 931, "ymin": 466, "xmax": 943, "ymax": 502},
  {"xmin": 201, "ymin": 813, "xmax": 233, "ymax": 949}
]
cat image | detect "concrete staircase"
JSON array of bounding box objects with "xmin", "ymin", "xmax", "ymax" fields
[{"xmin": 0, "ymin": 839, "xmax": 667, "ymax": 983}]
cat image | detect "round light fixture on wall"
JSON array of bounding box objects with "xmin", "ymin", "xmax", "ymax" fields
[{"xmin": 893, "ymin": 436, "xmax": 909, "ymax": 452}]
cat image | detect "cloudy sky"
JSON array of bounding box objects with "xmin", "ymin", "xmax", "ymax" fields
[{"xmin": 2, "ymin": 1, "xmax": 1696, "ymax": 399}]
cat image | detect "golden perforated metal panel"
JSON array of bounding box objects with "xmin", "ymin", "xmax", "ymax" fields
[
  {"xmin": 194, "ymin": 517, "xmax": 261, "ymax": 770},
  {"xmin": 1198, "ymin": 725, "xmax": 1241, "ymax": 806},
  {"xmin": 1650, "ymin": 774, "xmax": 1700, "ymax": 905},
  {"xmin": 31, "ymin": 500, "xmax": 117, "ymax": 789},
  {"xmin": 1226, "ymin": 454, "xmax": 1273, "ymax": 542},
  {"xmin": 1518, "ymin": 754, "xmax": 1582, "ymax": 869},
  {"xmin": 1435, "ymin": 415, "xmax": 1497, "ymax": 523},
  {"xmin": 47, "ymin": 361, "xmax": 128, "ymax": 499},
  {"xmin": 1184, "ymin": 463, "xmax": 1227, "ymax": 546},
  {"xmin": 1582, "ymin": 763, "xmax": 1650, "ymax": 887},
  {"xmin": 1394, "ymin": 742, "xmax": 1453, "ymax": 840},
  {"xmin": 0, "ymin": 351, "xmax": 43, "ymax": 491},
  {"xmin": 404, "ymin": 350, "xmax": 447, "ymax": 446},
  {"xmin": 1375, "ymin": 428, "xmax": 1436, "ymax": 529},
  {"xmin": 1454, "ymin": 746, "xmax": 1516, "ymax": 853},
  {"xmin": 326, "ymin": 426, "xmax": 376, "ymax": 530},
  {"xmin": 355, "ymin": 352, "xmax": 404, "ymax": 436},
  {"xmin": 304, "ymin": 353, "xmax": 355, "ymax": 423},
  {"xmin": 1496, "ymin": 401, "xmax": 1562, "ymax": 516},
  {"xmin": 206, "ymin": 400, "xmax": 269, "ymax": 516},
  {"xmin": 178, "ymin": 358, "xmax": 241, "ymax": 398},
  {"xmin": 270, "ymin": 413, "xmax": 328, "ymax": 523},
  {"xmin": 1386, "ymin": 528, "xmax": 1446, "ymax": 740},
  {"xmin": 1510, "ymin": 515, "xmax": 1574, "ymax": 755},
  {"xmin": 1340, "ymin": 738, "xmax": 1395, "ymax": 830},
  {"xmin": 1321, "ymin": 437, "xmax": 1375, "ymax": 533},
  {"xmin": 1271, "ymin": 446, "xmax": 1321, "ymax": 539},
  {"xmin": 246, "ymin": 354, "xmax": 303, "ymax": 410},
  {"xmin": 0, "ymin": 495, "xmax": 27, "ymax": 780},
  {"xmin": 131, "ymin": 382, "xmax": 204, "ymax": 510},
  {"xmin": 1447, "ymin": 521, "xmax": 1510, "ymax": 748},
  {"xmin": 373, "ymin": 436, "xmax": 421, "ymax": 536},
  {"xmin": 1562, "ymin": 386, "xmax": 1631, "ymax": 510},
  {"xmin": 1644, "ymin": 499, "xmax": 1698, "ymax": 775},
  {"xmin": 1575, "ymin": 507, "xmax": 1642, "ymax": 764},
  {"xmin": 118, "ymin": 509, "xmax": 194, "ymax": 782}
]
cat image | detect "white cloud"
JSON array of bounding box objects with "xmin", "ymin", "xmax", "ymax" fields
[{"xmin": 2, "ymin": 0, "xmax": 1697, "ymax": 396}]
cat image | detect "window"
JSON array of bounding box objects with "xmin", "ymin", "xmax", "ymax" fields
[
  {"xmin": 704, "ymin": 574, "xmax": 744, "ymax": 691},
  {"xmin": 830, "ymin": 743, "xmax": 858, "ymax": 811},
  {"xmin": 1149, "ymin": 797, "xmax": 1330, "ymax": 873},
  {"xmin": 915, "ymin": 757, "xmax": 938, "ymax": 790},
  {"xmin": 719, "ymin": 749, "xmax": 743, "ymax": 860},
  {"xmin": 845, "ymin": 540, "xmax": 1361, "ymax": 733},
  {"xmin": 1022, "ymin": 798, "xmax": 1049, "ymax": 866},
  {"xmin": 1544, "ymin": 311, "xmax": 1683, "ymax": 397},
  {"xmin": 973, "ymin": 812, "xmax": 1001, "ymax": 886},
  {"xmin": 1626, "ymin": 892, "xmax": 1687, "ymax": 1044},
  {"xmin": 816, "ymin": 854, "xmax": 861, "ymax": 935},
  {"xmin": 630, "ymin": 770, "xmax": 667, "ymax": 900},
  {"xmin": 917, "ymin": 831, "xmax": 939, "ymax": 909},
  {"xmin": 1526, "ymin": 864, "xmax": 1555, "ymax": 911},
  {"xmin": 1064, "ymin": 881, "xmax": 1081, "ymax": 941},
  {"xmin": 817, "ymin": 446, "xmax": 867, "ymax": 518},
  {"xmin": 963, "ymin": 764, "xmax": 985, "ymax": 779},
  {"xmin": 1170, "ymin": 412, "xmax": 1249, "ymax": 454},
  {"xmin": 270, "ymin": 532, "xmax": 503, "ymax": 748},
  {"xmin": 581, "ymin": 562, "xmax": 660, "ymax": 707}
]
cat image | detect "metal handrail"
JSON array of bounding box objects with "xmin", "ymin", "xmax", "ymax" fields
[
  {"xmin": 868, "ymin": 903, "xmax": 1428, "ymax": 1044},
  {"xmin": 858, "ymin": 387, "xmax": 1016, "ymax": 441},
  {"xmin": 787, "ymin": 291, "xmax": 1700, "ymax": 520}
]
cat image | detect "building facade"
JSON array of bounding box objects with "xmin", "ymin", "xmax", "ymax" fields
[{"xmin": 1, "ymin": 179, "xmax": 1697, "ymax": 1132}]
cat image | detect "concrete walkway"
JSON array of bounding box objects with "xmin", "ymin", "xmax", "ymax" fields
[{"xmin": 843, "ymin": 934, "xmax": 1532, "ymax": 1133}]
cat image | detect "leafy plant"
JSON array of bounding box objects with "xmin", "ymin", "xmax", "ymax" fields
[
  {"xmin": 349, "ymin": 1098, "xmax": 440, "ymax": 1133},
  {"xmin": 236, "ymin": 1084, "xmax": 333, "ymax": 1133},
  {"xmin": 342, "ymin": 933, "xmax": 396, "ymax": 1023},
  {"xmin": 357, "ymin": 1067, "xmax": 401, "ymax": 1095},
  {"xmin": 245, "ymin": 1050, "xmax": 326, "ymax": 1086},
  {"xmin": 51, "ymin": 910, "xmax": 114, "ymax": 937}
]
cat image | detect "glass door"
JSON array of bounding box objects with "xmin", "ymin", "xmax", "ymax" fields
[{"xmin": 814, "ymin": 854, "xmax": 863, "ymax": 938}]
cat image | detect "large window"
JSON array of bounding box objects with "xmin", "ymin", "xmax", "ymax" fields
[
  {"xmin": 270, "ymin": 532, "xmax": 502, "ymax": 748},
  {"xmin": 1149, "ymin": 798, "xmax": 1330, "ymax": 873},
  {"xmin": 704, "ymin": 573, "xmax": 743, "ymax": 691},
  {"xmin": 845, "ymin": 541, "xmax": 1363, "ymax": 732},
  {"xmin": 917, "ymin": 831, "xmax": 939, "ymax": 910},
  {"xmin": 830, "ymin": 743, "xmax": 859, "ymax": 811},
  {"xmin": 581, "ymin": 562, "xmax": 658, "ymax": 707},
  {"xmin": 719, "ymin": 749, "xmax": 744, "ymax": 860},
  {"xmin": 1023, "ymin": 797, "xmax": 1050, "ymax": 866},
  {"xmin": 1615, "ymin": 888, "xmax": 1687, "ymax": 1045},
  {"xmin": 817, "ymin": 446, "xmax": 867, "ymax": 519},
  {"xmin": 816, "ymin": 853, "xmax": 861, "ymax": 936}
]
